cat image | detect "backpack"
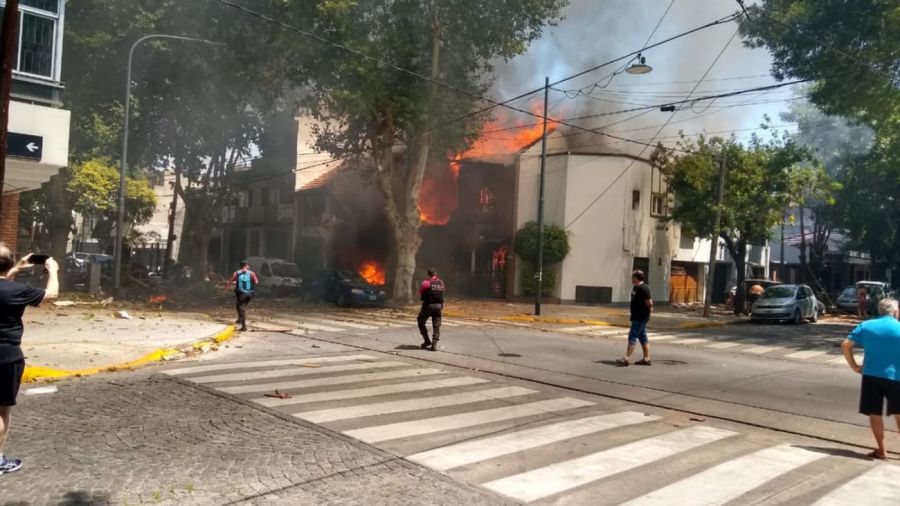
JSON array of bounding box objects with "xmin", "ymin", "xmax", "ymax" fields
[{"xmin": 236, "ymin": 270, "xmax": 254, "ymax": 293}]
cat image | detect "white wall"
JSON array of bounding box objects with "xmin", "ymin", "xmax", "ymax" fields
[{"xmin": 4, "ymin": 101, "xmax": 70, "ymax": 193}]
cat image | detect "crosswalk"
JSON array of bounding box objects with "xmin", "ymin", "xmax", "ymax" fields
[
  {"xmin": 165, "ymin": 352, "xmax": 900, "ymax": 504},
  {"xmin": 559, "ymin": 325, "xmax": 859, "ymax": 366},
  {"xmin": 256, "ymin": 310, "xmax": 493, "ymax": 337}
]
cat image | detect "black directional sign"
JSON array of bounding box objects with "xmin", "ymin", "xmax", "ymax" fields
[{"xmin": 7, "ymin": 132, "xmax": 43, "ymax": 161}]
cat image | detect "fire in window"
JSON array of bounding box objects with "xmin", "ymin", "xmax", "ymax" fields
[
  {"xmin": 479, "ymin": 186, "xmax": 496, "ymax": 212},
  {"xmin": 650, "ymin": 193, "xmax": 668, "ymax": 217}
]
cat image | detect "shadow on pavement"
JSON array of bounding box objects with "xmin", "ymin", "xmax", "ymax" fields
[{"xmin": 796, "ymin": 445, "xmax": 874, "ymax": 461}]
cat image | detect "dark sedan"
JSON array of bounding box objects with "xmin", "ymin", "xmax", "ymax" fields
[{"xmin": 301, "ymin": 269, "xmax": 387, "ymax": 307}]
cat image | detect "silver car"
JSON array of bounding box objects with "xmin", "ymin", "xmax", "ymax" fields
[{"xmin": 751, "ymin": 284, "xmax": 819, "ymax": 324}]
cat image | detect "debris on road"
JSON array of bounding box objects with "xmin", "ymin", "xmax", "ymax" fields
[{"xmin": 264, "ymin": 389, "xmax": 292, "ymax": 399}]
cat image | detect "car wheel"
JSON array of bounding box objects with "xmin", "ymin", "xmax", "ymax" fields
[
  {"xmin": 792, "ymin": 309, "xmax": 802, "ymax": 325},
  {"xmin": 336, "ymin": 294, "xmax": 346, "ymax": 307},
  {"xmin": 811, "ymin": 308, "xmax": 818, "ymax": 323}
]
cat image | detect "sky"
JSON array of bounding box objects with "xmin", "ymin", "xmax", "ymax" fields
[{"xmin": 488, "ymin": 0, "xmax": 800, "ymax": 156}]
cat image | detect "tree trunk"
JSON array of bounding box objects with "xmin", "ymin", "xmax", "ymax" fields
[
  {"xmin": 722, "ymin": 235, "xmax": 748, "ymax": 315},
  {"xmin": 45, "ymin": 170, "xmax": 72, "ymax": 258},
  {"xmin": 378, "ymin": 25, "xmax": 442, "ymax": 304},
  {"xmin": 798, "ymin": 206, "xmax": 808, "ymax": 283}
]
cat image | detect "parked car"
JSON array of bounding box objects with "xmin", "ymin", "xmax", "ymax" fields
[
  {"xmin": 246, "ymin": 256, "xmax": 303, "ymax": 297},
  {"xmin": 836, "ymin": 281, "xmax": 890, "ymax": 315},
  {"xmin": 301, "ymin": 269, "xmax": 387, "ymax": 307},
  {"xmin": 751, "ymin": 284, "xmax": 819, "ymax": 324}
]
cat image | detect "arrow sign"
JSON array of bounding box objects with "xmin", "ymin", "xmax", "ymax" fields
[{"xmin": 7, "ymin": 133, "xmax": 43, "ymax": 161}]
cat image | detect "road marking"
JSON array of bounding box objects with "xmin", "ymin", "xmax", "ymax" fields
[
  {"xmin": 408, "ymin": 411, "xmax": 659, "ymax": 471},
  {"xmin": 667, "ymin": 338, "xmax": 709, "ymax": 346},
  {"xmin": 190, "ymin": 361, "xmax": 409, "ymax": 384},
  {"xmin": 308, "ymin": 318, "xmax": 380, "ymax": 330},
  {"xmin": 828, "ymin": 355, "xmax": 861, "ymax": 365},
  {"xmin": 297, "ymin": 386, "xmax": 538, "ymax": 423},
  {"xmin": 622, "ymin": 445, "xmax": 827, "ymax": 506},
  {"xmin": 706, "ymin": 342, "xmax": 742, "ymax": 350},
  {"xmin": 784, "ymin": 349, "xmax": 829, "ymax": 360},
  {"xmin": 649, "ymin": 334, "xmax": 677, "ymax": 341},
  {"xmin": 743, "ymin": 345, "xmax": 779, "ymax": 354},
  {"xmin": 344, "ymin": 397, "xmax": 594, "ymax": 444},
  {"xmin": 253, "ymin": 376, "xmax": 488, "ymax": 408},
  {"xmin": 482, "ymin": 425, "xmax": 736, "ymax": 503},
  {"xmin": 163, "ymin": 354, "xmax": 377, "ymax": 376},
  {"xmin": 562, "ymin": 326, "xmax": 603, "ymax": 332},
  {"xmin": 218, "ymin": 368, "xmax": 447, "ymax": 394},
  {"xmin": 813, "ymin": 464, "xmax": 900, "ymax": 506}
]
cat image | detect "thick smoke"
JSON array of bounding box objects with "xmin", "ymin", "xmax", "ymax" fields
[{"xmin": 489, "ymin": 0, "xmax": 795, "ymax": 155}]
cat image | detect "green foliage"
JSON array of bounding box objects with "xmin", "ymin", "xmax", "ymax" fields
[
  {"xmin": 520, "ymin": 270, "xmax": 557, "ymax": 297},
  {"xmin": 514, "ymin": 221, "xmax": 571, "ymax": 266},
  {"xmin": 67, "ymin": 159, "xmax": 157, "ymax": 241}
]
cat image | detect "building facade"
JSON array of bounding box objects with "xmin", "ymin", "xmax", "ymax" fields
[{"xmin": 1, "ymin": 0, "xmax": 70, "ymax": 251}]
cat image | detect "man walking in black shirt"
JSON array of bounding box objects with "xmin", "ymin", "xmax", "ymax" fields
[
  {"xmin": 0, "ymin": 243, "xmax": 59, "ymax": 475},
  {"xmin": 617, "ymin": 270, "xmax": 653, "ymax": 366}
]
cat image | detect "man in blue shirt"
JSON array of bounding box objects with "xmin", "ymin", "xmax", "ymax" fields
[{"xmin": 841, "ymin": 297, "xmax": 900, "ymax": 460}]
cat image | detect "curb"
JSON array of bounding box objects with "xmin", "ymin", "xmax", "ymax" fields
[{"xmin": 22, "ymin": 325, "xmax": 236, "ymax": 384}]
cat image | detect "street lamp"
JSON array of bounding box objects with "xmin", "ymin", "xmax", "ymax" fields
[
  {"xmin": 625, "ymin": 53, "xmax": 653, "ymax": 75},
  {"xmin": 114, "ymin": 34, "xmax": 226, "ymax": 291}
]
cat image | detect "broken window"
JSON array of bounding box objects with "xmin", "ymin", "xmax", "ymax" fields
[
  {"xmin": 479, "ymin": 186, "xmax": 496, "ymax": 212},
  {"xmin": 650, "ymin": 193, "xmax": 667, "ymax": 217}
]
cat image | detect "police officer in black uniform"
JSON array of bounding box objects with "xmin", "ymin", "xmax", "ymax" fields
[{"xmin": 417, "ymin": 268, "xmax": 445, "ymax": 351}]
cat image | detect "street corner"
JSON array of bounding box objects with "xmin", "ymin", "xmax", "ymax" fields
[{"xmin": 22, "ymin": 323, "xmax": 237, "ymax": 384}]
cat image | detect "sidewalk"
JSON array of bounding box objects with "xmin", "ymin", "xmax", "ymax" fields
[
  {"xmin": 438, "ymin": 298, "xmax": 739, "ymax": 330},
  {"xmin": 20, "ymin": 303, "xmax": 233, "ymax": 382}
]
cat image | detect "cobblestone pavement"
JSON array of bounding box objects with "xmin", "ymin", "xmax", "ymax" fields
[{"xmin": 1, "ymin": 372, "xmax": 506, "ymax": 506}]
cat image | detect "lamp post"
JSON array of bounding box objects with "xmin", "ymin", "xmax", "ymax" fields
[{"xmin": 114, "ymin": 34, "xmax": 225, "ymax": 291}]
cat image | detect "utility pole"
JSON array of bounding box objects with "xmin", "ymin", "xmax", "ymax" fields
[
  {"xmin": 780, "ymin": 210, "xmax": 786, "ymax": 282},
  {"xmin": 703, "ymin": 148, "xmax": 727, "ymax": 318},
  {"xmin": 534, "ymin": 76, "xmax": 549, "ymax": 316},
  {"xmin": 0, "ymin": 0, "xmax": 19, "ymax": 226}
]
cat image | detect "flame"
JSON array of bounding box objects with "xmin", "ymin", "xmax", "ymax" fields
[
  {"xmin": 417, "ymin": 102, "xmax": 556, "ymax": 225},
  {"xmin": 358, "ymin": 260, "xmax": 386, "ymax": 286}
]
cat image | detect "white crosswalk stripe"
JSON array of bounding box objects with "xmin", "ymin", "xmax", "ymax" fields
[
  {"xmin": 482, "ymin": 425, "xmax": 737, "ymax": 502},
  {"xmin": 169, "ymin": 353, "xmax": 900, "ymax": 504},
  {"xmin": 252, "ymin": 376, "xmax": 488, "ymax": 408},
  {"xmin": 297, "ymin": 386, "xmax": 538, "ymax": 423},
  {"xmin": 784, "ymin": 349, "xmax": 830, "ymax": 360},
  {"xmin": 813, "ymin": 464, "xmax": 900, "ymax": 505},
  {"xmin": 408, "ymin": 411, "xmax": 658, "ymax": 471},
  {"xmin": 218, "ymin": 367, "xmax": 447, "ymax": 394},
  {"xmin": 622, "ymin": 445, "xmax": 827, "ymax": 506},
  {"xmin": 189, "ymin": 360, "xmax": 409, "ymax": 384},
  {"xmin": 344, "ymin": 397, "xmax": 595, "ymax": 444},
  {"xmin": 162, "ymin": 354, "xmax": 376, "ymax": 376}
]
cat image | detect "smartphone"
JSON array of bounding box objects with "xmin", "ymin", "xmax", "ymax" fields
[{"xmin": 28, "ymin": 254, "xmax": 49, "ymax": 265}]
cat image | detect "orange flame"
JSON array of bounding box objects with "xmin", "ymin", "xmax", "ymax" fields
[
  {"xmin": 417, "ymin": 102, "xmax": 555, "ymax": 225},
  {"xmin": 358, "ymin": 260, "xmax": 386, "ymax": 286}
]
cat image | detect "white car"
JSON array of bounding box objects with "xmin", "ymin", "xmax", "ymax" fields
[
  {"xmin": 246, "ymin": 257, "xmax": 302, "ymax": 297},
  {"xmin": 751, "ymin": 284, "xmax": 819, "ymax": 324}
]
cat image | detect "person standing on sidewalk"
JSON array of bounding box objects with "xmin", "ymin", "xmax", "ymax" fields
[
  {"xmin": 841, "ymin": 297, "xmax": 900, "ymax": 460},
  {"xmin": 417, "ymin": 268, "xmax": 445, "ymax": 352},
  {"xmin": 617, "ymin": 270, "xmax": 652, "ymax": 366},
  {"xmin": 226, "ymin": 260, "xmax": 258, "ymax": 332},
  {"xmin": 0, "ymin": 244, "xmax": 59, "ymax": 475}
]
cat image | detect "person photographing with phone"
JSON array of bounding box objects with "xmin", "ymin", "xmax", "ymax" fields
[{"xmin": 0, "ymin": 243, "xmax": 58, "ymax": 476}]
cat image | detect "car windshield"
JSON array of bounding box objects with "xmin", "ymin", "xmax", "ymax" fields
[
  {"xmin": 763, "ymin": 286, "xmax": 796, "ymax": 299},
  {"xmin": 337, "ymin": 270, "xmax": 367, "ymax": 284},
  {"xmin": 272, "ymin": 263, "xmax": 300, "ymax": 277},
  {"xmin": 840, "ymin": 287, "xmax": 858, "ymax": 298}
]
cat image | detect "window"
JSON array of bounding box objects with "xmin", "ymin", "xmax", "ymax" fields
[
  {"xmin": 236, "ymin": 191, "xmax": 251, "ymax": 208},
  {"xmin": 650, "ymin": 193, "xmax": 667, "ymax": 217},
  {"xmin": 632, "ymin": 190, "xmax": 641, "ymax": 211},
  {"xmin": 679, "ymin": 235, "xmax": 695, "ymax": 250},
  {"xmin": 1, "ymin": 0, "xmax": 63, "ymax": 80},
  {"xmin": 479, "ymin": 186, "xmax": 495, "ymax": 212}
]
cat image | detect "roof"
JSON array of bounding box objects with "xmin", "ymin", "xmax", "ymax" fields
[{"xmin": 299, "ymin": 163, "xmax": 347, "ymax": 191}]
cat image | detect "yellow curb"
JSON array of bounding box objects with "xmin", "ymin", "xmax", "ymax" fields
[
  {"xmin": 498, "ymin": 315, "xmax": 619, "ymax": 326},
  {"xmin": 675, "ymin": 321, "xmax": 729, "ymax": 329},
  {"xmin": 22, "ymin": 325, "xmax": 236, "ymax": 384}
]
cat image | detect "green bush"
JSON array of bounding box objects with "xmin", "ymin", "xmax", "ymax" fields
[
  {"xmin": 514, "ymin": 221, "xmax": 570, "ymax": 265},
  {"xmin": 520, "ymin": 270, "xmax": 557, "ymax": 297}
]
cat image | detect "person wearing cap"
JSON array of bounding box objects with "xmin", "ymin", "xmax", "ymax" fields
[{"xmin": 226, "ymin": 260, "xmax": 258, "ymax": 331}]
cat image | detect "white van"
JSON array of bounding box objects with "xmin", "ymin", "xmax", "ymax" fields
[{"xmin": 245, "ymin": 257, "xmax": 302, "ymax": 297}]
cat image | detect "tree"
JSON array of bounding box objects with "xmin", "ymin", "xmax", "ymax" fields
[
  {"xmin": 515, "ymin": 221, "xmax": 570, "ymax": 296},
  {"xmin": 67, "ymin": 159, "xmax": 157, "ymax": 253},
  {"xmin": 260, "ymin": 0, "xmax": 566, "ymax": 302},
  {"xmin": 656, "ymin": 135, "xmax": 812, "ymax": 313},
  {"xmin": 740, "ymin": 0, "xmax": 900, "ymax": 275}
]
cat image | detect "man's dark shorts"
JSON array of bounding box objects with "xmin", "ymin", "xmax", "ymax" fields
[
  {"xmin": 859, "ymin": 375, "xmax": 900, "ymax": 416},
  {"xmin": 0, "ymin": 360, "xmax": 25, "ymax": 407}
]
